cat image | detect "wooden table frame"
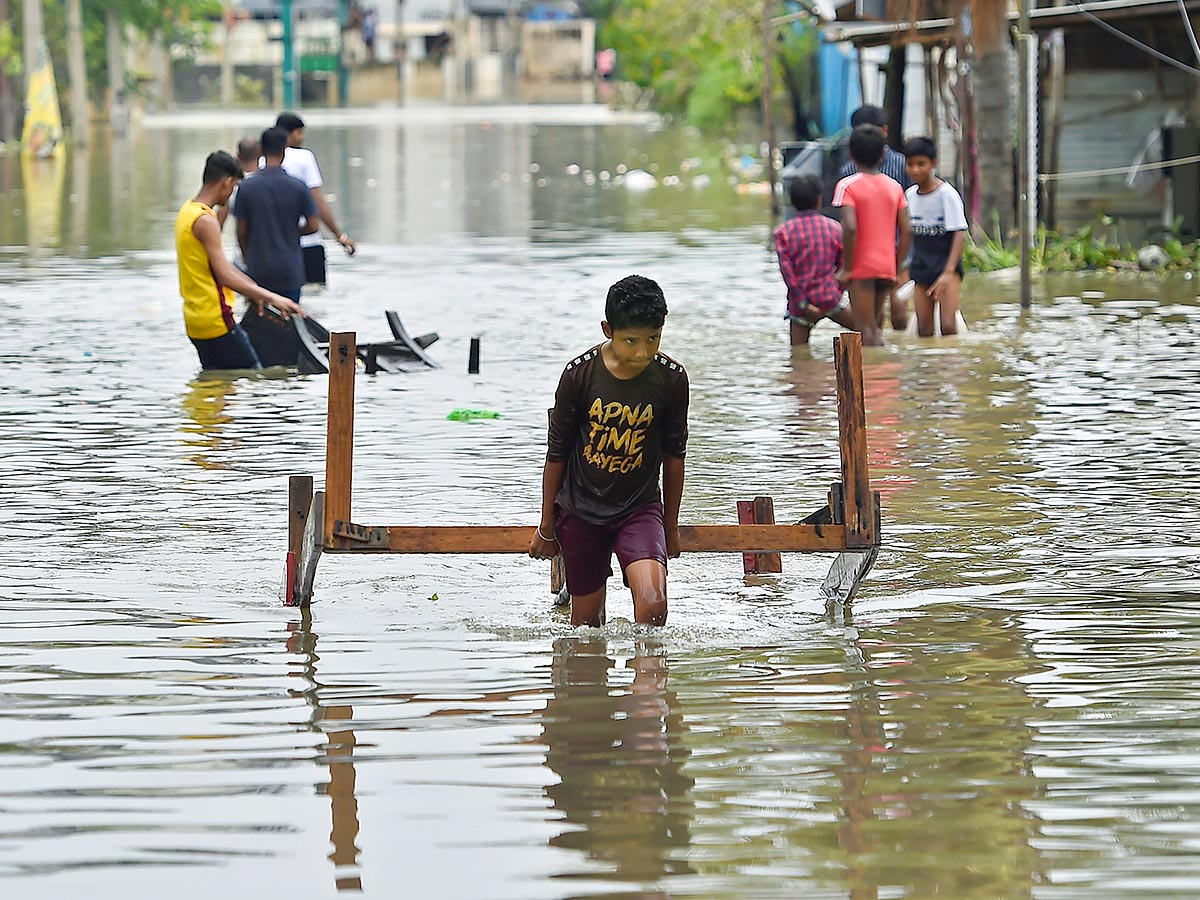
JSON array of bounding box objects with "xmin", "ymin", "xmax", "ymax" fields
[{"xmin": 285, "ymin": 332, "xmax": 881, "ymax": 607}]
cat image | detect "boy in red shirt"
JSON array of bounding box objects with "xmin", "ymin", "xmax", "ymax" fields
[{"xmin": 832, "ymin": 124, "xmax": 912, "ymax": 346}]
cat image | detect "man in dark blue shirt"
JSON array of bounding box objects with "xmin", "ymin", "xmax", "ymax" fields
[
  {"xmin": 837, "ymin": 104, "xmax": 913, "ymax": 189},
  {"xmin": 234, "ymin": 126, "xmax": 317, "ymax": 302}
]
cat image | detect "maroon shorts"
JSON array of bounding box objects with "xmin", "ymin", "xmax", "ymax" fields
[{"xmin": 555, "ymin": 500, "xmax": 668, "ymax": 596}]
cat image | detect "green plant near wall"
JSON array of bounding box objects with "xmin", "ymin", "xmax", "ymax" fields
[{"xmin": 964, "ymin": 217, "xmax": 1200, "ymax": 273}]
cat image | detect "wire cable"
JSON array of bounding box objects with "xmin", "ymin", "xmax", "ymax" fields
[
  {"xmin": 1039, "ymin": 152, "xmax": 1200, "ymax": 182},
  {"xmin": 1066, "ymin": 0, "xmax": 1200, "ymax": 77}
]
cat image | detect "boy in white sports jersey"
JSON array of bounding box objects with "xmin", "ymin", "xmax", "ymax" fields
[{"xmin": 902, "ymin": 137, "xmax": 968, "ymax": 337}]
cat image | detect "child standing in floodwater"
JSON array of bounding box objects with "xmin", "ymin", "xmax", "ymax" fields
[
  {"xmin": 833, "ymin": 124, "xmax": 912, "ymax": 346},
  {"xmin": 774, "ymin": 174, "xmax": 855, "ymax": 346},
  {"xmin": 528, "ymin": 275, "xmax": 689, "ymax": 628},
  {"xmin": 902, "ymin": 136, "xmax": 968, "ymax": 337}
]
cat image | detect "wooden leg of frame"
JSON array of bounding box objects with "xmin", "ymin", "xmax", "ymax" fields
[
  {"xmin": 295, "ymin": 492, "xmax": 325, "ymax": 607},
  {"xmin": 820, "ymin": 491, "xmax": 882, "ymax": 604},
  {"xmin": 550, "ymin": 555, "xmax": 569, "ymax": 606},
  {"xmin": 753, "ymin": 496, "xmax": 783, "ymax": 573},
  {"xmin": 285, "ymin": 476, "xmax": 314, "ymax": 606},
  {"xmin": 738, "ymin": 498, "xmax": 784, "ymax": 575}
]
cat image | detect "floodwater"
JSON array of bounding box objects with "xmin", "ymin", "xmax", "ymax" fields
[{"xmin": 2, "ymin": 108, "xmax": 1200, "ymax": 900}]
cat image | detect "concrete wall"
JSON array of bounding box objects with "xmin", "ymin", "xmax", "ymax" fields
[{"xmin": 522, "ymin": 20, "xmax": 595, "ymax": 80}]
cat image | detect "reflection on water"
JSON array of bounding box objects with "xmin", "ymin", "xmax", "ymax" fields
[
  {"xmin": 542, "ymin": 638, "xmax": 692, "ymax": 883},
  {"xmin": 1, "ymin": 111, "xmax": 1200, "ymax": 899},
  {"xmin": 287, "ymin": 612, "xmax": 363, "ymax": 892},
  {"xmin": 180, "ymin": 376, "xmax": 239, "ymax": 470}
]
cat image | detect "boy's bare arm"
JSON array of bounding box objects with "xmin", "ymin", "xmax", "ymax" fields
[
  {"xmin": 838, "ymin": 206, "xmax": 857, "ymax": 285},
  {"xmin": 311, "ymin": 187, "xmax": 356, "ymax": 255},
  {"xmin": 896, "ymin": 206, "xmax": 912, "ymax": 273},
  {"xmin": 662, "ymin": 454, "xmax": 685, "ymax": 559},
  {"xmin": 529, "ymin": 459, "xmax": 566, "ymax": 559}
]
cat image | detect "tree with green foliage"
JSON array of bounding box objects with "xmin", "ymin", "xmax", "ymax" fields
[
  {"xmin": 7, "ymin": 0, "xmax": 219, "ymax": 132},
  {"xmin": 600, "ymin": 0, "xmax": 820, "ymax": 136}
]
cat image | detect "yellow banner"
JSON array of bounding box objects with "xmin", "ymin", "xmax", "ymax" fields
[{"xmin": 21, "ymin": 37, "xmax": 62, "ymax": 160}]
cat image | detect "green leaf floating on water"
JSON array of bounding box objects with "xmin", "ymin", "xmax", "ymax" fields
[{"xmin": 447, "ymin": 408, "xmax": 503, "ymax": 421}]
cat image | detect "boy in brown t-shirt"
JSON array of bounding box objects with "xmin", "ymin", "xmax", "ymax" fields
[{"xmin": 529, "ymin": 275, "xmax": 689, "ymax": 627}]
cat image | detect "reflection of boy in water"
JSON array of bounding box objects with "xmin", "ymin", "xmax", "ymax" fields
[
  {"xmin": 529, "ymin": 276, "xmax": 689, "ymax": 627},
  {"xmin": 541, "ymin": 638, "xmax": 693, "ymax": 880}
]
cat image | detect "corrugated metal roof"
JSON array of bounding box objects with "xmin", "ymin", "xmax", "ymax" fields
[{"xmin": 825, "ymin": 0, "xmax": 1200, "ymax": 45}]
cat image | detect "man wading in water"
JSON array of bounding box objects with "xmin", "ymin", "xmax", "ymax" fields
[{"xmin": 174, "ymin": 151, "xmax": 304, "ymax": 371}]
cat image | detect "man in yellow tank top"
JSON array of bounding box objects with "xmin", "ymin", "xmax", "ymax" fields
[{"xmin": 175, "ymin": 151, "xmax": 305, "ymax": 370}]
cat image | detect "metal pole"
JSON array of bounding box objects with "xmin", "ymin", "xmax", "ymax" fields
[
  {"xmin": 282, "ymin": 0, "xmax": 297, "ymax": 108},
  {"xmin": 65, "ymin": 0, "xmax": 86, "ymax": 146},
  {"xmin": 763, "ymin": 0, "xmax": 780, "ymax": 220},
  {"xmin": 106, "ymin": 8, "xmax": 127, "ymax": 135},
  {"xmin": 337, "ymin": 0, "xmax": 349, "ymax": 106},
  {"xmin": 1017, "ymin": 0, "xmax": 1034, "ymax": 307}
]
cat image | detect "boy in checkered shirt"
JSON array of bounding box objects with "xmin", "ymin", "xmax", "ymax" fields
[{"xmin": 774, "ymin": 174, "xmax": 854, "ymax": 346}]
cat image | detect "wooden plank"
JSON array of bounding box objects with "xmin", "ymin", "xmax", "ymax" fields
[
  {"xmin": 833, "ymin": 333, "xmax": 877, "ymax": 548},
  {"xmin": 323, "ymin": 523, "xmax": 847, "ymax": 554},
  {"xmin": 288, "ymin": 475, "xmax": 314, "ymax": 558},
  {"xmin": 324, "ymin": 332, "xmax": 356, "ymax": 544},
  {"xmin": 753, "ymin": 496, "xmax": 784, "ymax": 573},
  {"xmin": 550, "ymin": 555, "xmax": 566, "ymax": 593}
]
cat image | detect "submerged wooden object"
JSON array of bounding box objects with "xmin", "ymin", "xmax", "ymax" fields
[{"xmin": 285, "ymin": 332, "xmax": 882, "ymax": 607}]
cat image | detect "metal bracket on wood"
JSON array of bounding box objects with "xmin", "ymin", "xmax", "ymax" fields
[{"xmin": 332, "ymin": 520, "xmax": 390, "ymax": 547}]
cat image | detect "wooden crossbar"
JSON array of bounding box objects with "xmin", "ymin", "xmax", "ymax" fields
[{"xmin": 322, "ymin": 523, "xmax": 847, "ymax": 554}]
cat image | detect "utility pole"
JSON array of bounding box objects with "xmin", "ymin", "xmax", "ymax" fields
[
  {"xmin": 220, "ymin": 3, "xmax": 235, "ymax": 108},
  {"xmin": 106, "ymin": 8, "xmax": 127, "ymax": 135},
  {"xmin": 21, "ymin": 0, "xmax": 44, "ymax": 97},
  {"xmin": 337, "ymin": 0, "xmax": 349, "ymax": 107},
  {"xmin": 1016, "ymin": 0, "xmax": 1036, "ymax": 308},
  {"xmin": 282, "ymin": 0, "xmax": 297, "ymax": 108},
  {"xmin": 762, "ymin": 0, "xmax": 780, "ymax": 220}
]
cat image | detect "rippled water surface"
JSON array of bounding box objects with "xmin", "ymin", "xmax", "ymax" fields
[{"xmin": 2, "ymin": 110, "xmax": 1200, "ymax": 899}]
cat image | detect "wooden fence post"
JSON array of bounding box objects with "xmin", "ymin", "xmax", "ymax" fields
[
  {"xmin": 833, "ymin": 333, "xmax": 877, "ymax": 548},
  {"xmin": 325, "ymin": 332, "xmax": 356, "ymax": 544}
]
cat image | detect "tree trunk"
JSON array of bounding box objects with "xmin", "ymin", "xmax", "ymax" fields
[
  {"xmin": 106, "ymin": 9, "xmax": 127, "ymax": 134},
  {"xmin": 970, "ymin": 0, "xmax": 1013, "ymax": 237},
  {"xmin": 0, "ymin": 0, "xmax": 13, "ymax": 142},
  {"xmin": 66, "ymin": 0, "xmax": 87, "ymax": 145},
  {"xmin": 883, "ymin": 43, "xmax": 905, "ymax": 149},
  {"xmin": 152, "ymin": 30, "xmax": 173, "ymax": 112},
  {"xmin": 22, "ymin": 0, "xmax": 43, "ymax": 104},
  {"xmin": 220, "ymin": 4, "xmax": 234, "ymax": 108}
]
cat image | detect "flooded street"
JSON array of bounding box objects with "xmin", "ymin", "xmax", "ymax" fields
[{"xmin": 2, "ymin": 109, "xmax": 1200, "ymax": 899}]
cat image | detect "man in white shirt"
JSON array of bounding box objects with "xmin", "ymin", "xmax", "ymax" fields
[{"xmin": 274, "ymin": 112, "xmax": 356, "ymax": 285}]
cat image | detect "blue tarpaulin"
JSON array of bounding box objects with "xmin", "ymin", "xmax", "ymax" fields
[{"xmin": 819, "ymin": 40, "xmax": 861, "ymax": 136}]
